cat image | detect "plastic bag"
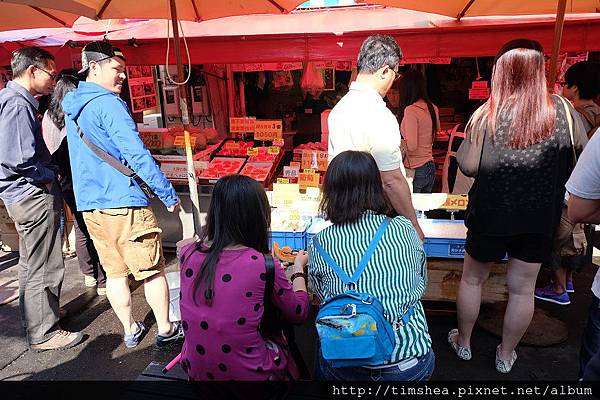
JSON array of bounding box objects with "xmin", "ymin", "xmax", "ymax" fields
[{"xmin": 301, "ymin": 62, "xmax": 324, "ymax": 98}]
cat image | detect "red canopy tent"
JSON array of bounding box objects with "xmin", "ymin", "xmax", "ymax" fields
[{"xmin": 1, "ymin": 6, "xmax": 599, "ymax": 66}]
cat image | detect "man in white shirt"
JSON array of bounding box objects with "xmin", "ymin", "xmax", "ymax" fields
[
  {"xmin": 328, "ymin": 35, "xmax": 423, "ymax": 239},
  {"xmin": 566, "ymin": 127, "xmax": 600, "ymax": 379}
]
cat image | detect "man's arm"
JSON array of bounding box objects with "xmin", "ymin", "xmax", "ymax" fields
[
  {"xmin": 1, "ymin": 104, "xmax": 56, "ymax": 185},
  {"xmin": 380, "ymin": 168, "xmax": 424, "ymax": 240},
  {"xmin": 102, "ymin": 98, "xmax": 179, "ymax": 209},
  {"xmin": 568, "ymin": 195, "xmax": 600, "ymax": 224}
]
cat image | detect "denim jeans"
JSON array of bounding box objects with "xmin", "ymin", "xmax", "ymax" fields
[
  {"xmin": 412, "ymin": 161, "xmax": 436, "ymax": 193},
  {"xmin": 315, "ymin": 349, "xmax": 435, "ymax": 381},
  {"xmin": 580, "ymin": 295, "xmax": 600, "ymax": 378}
]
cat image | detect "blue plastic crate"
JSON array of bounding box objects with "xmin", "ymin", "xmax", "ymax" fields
[
  {"xmin": 423, "ymin": 237, "xmax": 466, "ymax": 259},
  {"xmin": 270, "ymin": 230, "xmax": 307, "ymax": 250}
]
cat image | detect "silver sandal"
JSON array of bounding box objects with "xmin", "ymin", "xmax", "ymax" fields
[
  {"xmin": 447, "ymin": 329, "xmax": 472, "ymax": 361},
  {"xmin": 495, "ymin": 345, "xmax": 517, "ymax": 373}
]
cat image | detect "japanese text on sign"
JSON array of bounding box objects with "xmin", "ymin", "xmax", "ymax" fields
[
  {"xmin": 283, "ymin": 166, "xmax": 300, "ymax": 178},
  {"xmin": 254, "ymin": 120, "xmax": 283, "ymax": 141},
  {"xmin": 272, "ymin": 183, "xmax": 300, "ymax": 208},
  {"xmin": 298, "ymin": 172, "xmax": 320, "ymax": 190},
  {"xmin": 174, "ymin": 135, "xmax": 197, "ymax": 148},
  {"xmin": 440, "ymin": 194, "xmax": 469, "ymax": 210},
  {"xmin": 139, "ymin": 131, "xmax": 162, "ymax": 149},
  {"xmin": 230, "ymin": 117, "xmax": 256, "ymax": 133},
  {"xmin": 246, "ymin": 147, "xmax": 259, "ymax": 157},
  {"xmin": 301, "ymin": 150, "xmax": 328, "ymax": 171},
  {"xmin": 268, "ymin": 146, "xmax": 280, "ymax": 155}
]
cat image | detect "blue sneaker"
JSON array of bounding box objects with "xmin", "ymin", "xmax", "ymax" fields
[
  {"xmin": 534, "ymin": 285, "xmax": 570, "ymax": 305},
  {"xmin": 156, "ymin": 321, "xmax": 184, "ymax": 348},
  {"xmin": 124, "ymin": 321, "xmax": 146, "ymax": 348},
  {"xmin": 566, "ymin": 280, "xmax": 574, "ymax": 294}
]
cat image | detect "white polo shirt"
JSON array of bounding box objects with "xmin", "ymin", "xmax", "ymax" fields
[{"xmin": 328, "ymin": 81, "xmax": 406, "ymax": 175}]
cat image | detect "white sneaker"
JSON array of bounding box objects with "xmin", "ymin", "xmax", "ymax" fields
[{"xmin": 84, "ymin": 275, "xmax": 97, "ymax": 287}]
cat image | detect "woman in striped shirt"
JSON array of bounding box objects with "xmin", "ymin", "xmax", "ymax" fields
[{"xmin": 308, "ymin": 151, "xmax": 434, "ymax": 381}]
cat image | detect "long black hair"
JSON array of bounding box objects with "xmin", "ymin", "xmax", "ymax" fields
[
  {"xmin": 183, "ymin": 175, "xmax": 271, "ymax": 305},
  {"xmin": 398, "ymin": 68, "xmax": 439, "ymax": 139},
  {"xmin": 321, "ymin": 151, "xmax": 392, "ymax": 225},
  {"xmin": 47, "ymin": 69, "xmax": 79, "ymax": 130}
]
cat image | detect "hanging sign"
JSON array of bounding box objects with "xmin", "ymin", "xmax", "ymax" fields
[{"xmin": 126, "ymin": 66, "xmax": 158, "ymax": 113}]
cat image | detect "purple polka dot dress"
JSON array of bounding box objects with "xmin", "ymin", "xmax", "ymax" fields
[{"xmin": 179, "ymin": 245, "xmax": 309, "ymax": 381}]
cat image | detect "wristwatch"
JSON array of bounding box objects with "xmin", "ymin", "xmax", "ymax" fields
[{"xmin": 290, "ymin": 271, "xmax": 306, "ymax": 282}]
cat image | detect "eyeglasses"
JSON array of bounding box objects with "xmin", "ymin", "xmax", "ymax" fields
[
  {"xmin": 34, "ymin": 66, "xmax": 57, "ymax": 81},
  {"xmin": 391, "ymin": 67, "xmax": 401, "ymax": 82}
]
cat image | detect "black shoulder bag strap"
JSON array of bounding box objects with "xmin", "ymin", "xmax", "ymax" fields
[
  {"xmin": 261, "ymin": 254, "xmax": 311, "ymax": 380},
  {"xmin": 73, "ymin": 119, "xmax": 155, "ymax": 198}
]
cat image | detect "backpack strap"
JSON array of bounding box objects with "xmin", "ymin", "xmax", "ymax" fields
[{"xmin": 313, "ymin": 217, "xmax": 392, "ymax": 288}]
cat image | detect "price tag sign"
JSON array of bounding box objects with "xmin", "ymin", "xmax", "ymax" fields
[
  {"xmin": 273, "ymin": 138, "xmax": 285, "ymax": 147},
  {"xmin": 289, "ymin": 209, "xmax": 300, "ymax": 221},
  {"xmin": 139, "ymin": 131, "xmax": 162, "ymax": 149},
  {"xmin": 224, "ymin": 141, "xmax": 241, "ymax": 149},
  {"xmin": 283, "ymin": 166, "xmax": 300, "ymax": 178},
  {"xmin": 254, "ymin": 120, "xmax": 283, "ymax": 141},
  {"xmin": 174, "ymin": 135, "xmax": 196, "ymax": 148},
  {"xmin": 277, "ymin": 178, "xmax": 290, "ymax": 184},
  {"xmin": 303, "ymin": 168, "xmax": 316, "ymax": 174},
  {"xmin": 268, "ymin": 146, "xmax": 280, "ymax": 155},
  {"xmin": 298, "ymin": 172, "xmax": 320, "ymax": 190},
  {"xmin": 301, "ymin": 150, "xmax": 318, "ymax": 170},
  {"xmin": 230, "ymin": 117, "xmax": 256, "ymax": 133},
  {"xmin": 440, "ymin": 194, "xmax": 469, "ymax": 210},
  {"xmin": 272, "ymin": 183, "xmax": 300, "ymax": 208},
  {"xmin": 305, "ymin": 187, "xmax": 321, "ymax": 200},
  {"xmin": 246, "ymin": 147, "xmax": 259, "ymax": 157},
  {"xmin": 316, "ymin": 151, "xmax": 328, "ymax": 171},
  {"xmin": 290, "ymin": 161, "xmax": 301, "ymax": 168}
]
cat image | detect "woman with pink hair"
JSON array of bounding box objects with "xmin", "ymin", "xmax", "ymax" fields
[{"xmin": 448, "ymin": 39, "xmax": 587, "ymax": 373}]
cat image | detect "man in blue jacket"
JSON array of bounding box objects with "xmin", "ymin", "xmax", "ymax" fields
[
  {"xmin": 0, "ymin": 47, "xmax": 83, "ymax": 351},
  {"xmin": 63, "ymin": 41, "xmax": 182, "ymax": 348}
]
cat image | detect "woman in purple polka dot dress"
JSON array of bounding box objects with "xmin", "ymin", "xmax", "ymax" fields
[{"xmin": 179, "ymin": 175, "xmax": 310, "ymax": 381}]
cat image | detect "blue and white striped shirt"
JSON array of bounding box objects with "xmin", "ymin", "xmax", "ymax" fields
[{"xmin": 308, "ymin": 211, "xmax": 432, "ymax": 363}]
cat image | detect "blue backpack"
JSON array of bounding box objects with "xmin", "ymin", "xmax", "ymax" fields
[{"xmin": 313, "ymin": 217, "xmax": 414, "ymax": 368}]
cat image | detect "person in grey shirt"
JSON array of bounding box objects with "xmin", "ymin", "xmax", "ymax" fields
[{"xmin": 0, "ymin": 47, "xmax": 83, "ymax": 351}]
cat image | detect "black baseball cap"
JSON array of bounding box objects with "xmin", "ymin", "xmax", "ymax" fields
[{"xmin": 79, "ymin": 41, "xmax": 126, "ymax": 74}]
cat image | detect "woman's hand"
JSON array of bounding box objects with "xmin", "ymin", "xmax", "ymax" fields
[{"xmin": 293, "ymin": 250, "xmax": 309, "ymax": 270}]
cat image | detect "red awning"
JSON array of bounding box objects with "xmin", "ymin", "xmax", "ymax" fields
[{"xmin": 1, "ymin": 6, "xmax": 599, "ymax": 66}]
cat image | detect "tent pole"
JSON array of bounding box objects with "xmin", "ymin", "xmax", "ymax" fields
[
  {"xmin": 169, "ymin": 0, "xmax": 202, "ymax": 236},
  {"xmin": 548, "ymin": 0, "xmax": 567, "ymax": 90}
]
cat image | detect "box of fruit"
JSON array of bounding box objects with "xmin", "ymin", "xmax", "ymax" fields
[{"xmin": 198, "ymin": 157, "xmax": 246, "ymax": 183}]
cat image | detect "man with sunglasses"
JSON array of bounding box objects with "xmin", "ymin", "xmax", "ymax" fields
[
  {"xmin": 0, "ymin": 47, "xmax": 83, "ymax": 351},
  {"xmin": 328, "ymin": 35, "xmax": 424, "ymax": 240}
]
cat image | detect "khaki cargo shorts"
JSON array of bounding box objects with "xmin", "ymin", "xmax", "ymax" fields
[{"xmin": 83, "ymin": 206, "xmax": 165, "ymax": 281}]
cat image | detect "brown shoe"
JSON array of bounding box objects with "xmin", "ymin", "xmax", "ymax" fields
[{"xmin": 30, "ymin": 330, "xmax": 84, "ymax": 352}]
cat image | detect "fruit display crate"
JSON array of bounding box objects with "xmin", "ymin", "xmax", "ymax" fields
[{"xmin": 270, "ymin": 229, "xmax": 307, "ymax": 251}]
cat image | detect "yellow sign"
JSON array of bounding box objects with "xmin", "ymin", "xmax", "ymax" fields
[
  {"xmin": 290, "ymin": 161, "xmax": 301, "ymax": 168},
  {"xmin": 230, "ymin": 117, "xmax": 256, "ymax": 133},
  {"xmin": 298, "ymin": 172, "xmax": 320, "ymax": 190},
  {"xmin": 273, "ymin": 138, "xmax": 285, "ymax": 147},
  {"xmin": 246, "ymin": 147, "xmax": 259, "ymax": 157},
  {"xmin": 277, "ymin": 178, "xmax": 290, "ymax": 184},
  {"xmin": 254, "ymin": 120, "xmax": 283, "ymax": 141},
  {"xmin": 440, "ymin": 194, "xmax": 469, "ymax": 210},
  {"xmin": 303, "ymin": 168, "xmax": 316, "ymax": 174},
  {"xmin": 289, "ymin": 209, "xmax": 300, "ymax": 221},
  {"xmin": 272, "ymin": 183, "xmax": 300, "ymax": 208},
  {"xmin": 174, "ymin": 135, "xmax": 196, "ymax": 148},
  {"xmin": 268, "ymin": 146, "xmax": 280, "ymax": 155}
]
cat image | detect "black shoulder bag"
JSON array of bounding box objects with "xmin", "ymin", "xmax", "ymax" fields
[
  {"xmin": 261, "ymin": 254, "xmax": 311, "ymax": 380},
  {"xmin": 73, "ymin": 120, "xmax": 155, "ymax": 198}
]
